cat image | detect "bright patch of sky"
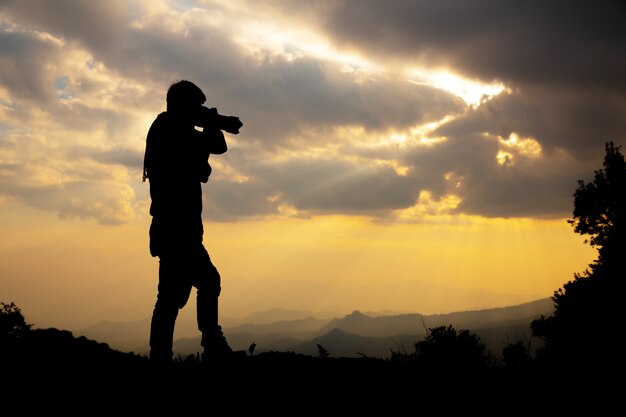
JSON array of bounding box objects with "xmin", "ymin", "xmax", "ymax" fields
[{"xmin": 409, "ymin": 68, "xmax": 508, "ymax": 108}]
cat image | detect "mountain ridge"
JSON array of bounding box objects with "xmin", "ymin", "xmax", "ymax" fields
[{"xmin": 75, "ymin": 297, "xmax": 553, "ymax": 359}]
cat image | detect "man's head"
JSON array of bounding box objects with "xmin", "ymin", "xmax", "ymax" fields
[{"xmin": 166, "ymin": 80, "xmax": 206, "ymax": 114}]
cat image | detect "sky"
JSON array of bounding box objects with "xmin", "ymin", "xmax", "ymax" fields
[{"xmin": 1, "ymin": 0, "xmax": 623, "ymax": 331}]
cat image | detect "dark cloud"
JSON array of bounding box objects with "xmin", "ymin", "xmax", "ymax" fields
[
  {"xmin": 0, "ymin": 0, "xmax": 127, "ymax": 51},
  {"xmin": 201, "ymin": 151, "xmax": 422, "ymax": 221},
  {"xmin": 269, "ymin": 0, "xmax": 626, "ymax": 91},
  {"xmin": 81, "ymin": 16, "xmax": 464, "ymax": 147},
  {"xmin": 400, "ymin": 134, "xmax": 581, "ymax": 218},
  {"xmin": 257, "ymin": 157, "xmax": 418, "ymax": 211},
  {"xmin": 202, "ymin": 179, "xmax": 282, "ymax": 221},
  {"xmin": 436, "ymin": 87, "xmax": 626, "ymax": 159},
  {"xmin": 248, "ymin": 1, "xmax": 626, "ymax": 152},
  {"xmin": 258, "ymin": 0, "xmax": 626, "ymax": 218},
  {"xmin": 458, "ymin": 170, "xmax": 576, "ymax": 219},
  {"xmin": 2, "ymin": 0, "xmax": 624, "ymax": 222},
  {"xmin": 2, "ymin": 2, "xmax": 463, "ymax": 144},
  {"xmin": 225, "ymin": 57, "xmax": 463, "ymax": 145},
  {"xmin": 0, "ymin": 29, "xmax": 59, "ymax": 103}
]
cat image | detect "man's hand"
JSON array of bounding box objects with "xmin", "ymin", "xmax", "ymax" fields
[{"xmin": 195, "ymin": 106, "xmax": 218, "ymax": 127}]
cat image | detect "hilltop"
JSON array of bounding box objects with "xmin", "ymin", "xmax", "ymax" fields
[
  {"xmin": 3, "ymin": 326, "xmax": 535, "ymax": 406},
  {"xmin": 1, "ymin": 302, "xmax": 616, "ymax": 412}
]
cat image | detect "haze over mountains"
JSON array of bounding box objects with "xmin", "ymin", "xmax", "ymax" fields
[{"xmin": 76, "ymin": 298, "xmax": 553, "ymax": 360}]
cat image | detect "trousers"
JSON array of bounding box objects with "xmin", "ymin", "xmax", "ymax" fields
[{"xmin": 149, "ymin": 244, "xmax": 221, "ymax": 360}]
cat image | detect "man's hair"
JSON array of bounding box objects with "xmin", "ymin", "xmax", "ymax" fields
[{"xmin": 166, "ymin": 80, "xmax": 206, "ymax": 111}]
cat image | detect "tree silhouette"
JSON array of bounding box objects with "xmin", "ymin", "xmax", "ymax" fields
[
  {"xmin": 391, "ymin": 324, "xmax": 492, "ymax": 372},
  {"xmin": 569, "ymin": 142, "xmax": 626, "ymax": 270},
  {"xmin": 416, "ymin": 325, "xmax": 492, "ymax": 370},
  {"xmin": 501, "ymin": 339, "xmax": 533, "ymax": 369},
  {"xmin": 532, "ymin": 142, "xmax": 625, "ymax": 371},
  {"xmin": 0, "ymin": 301, "xmax": 32, "ymax": 341}
]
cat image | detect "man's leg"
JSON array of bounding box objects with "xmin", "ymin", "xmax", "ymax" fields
[
  {"xmin": 149, "ymin": 256, "xmax": 193, "ymax": 362},
  {"xmin": 194, "ymin": 247, "xmax": 232, "ymax": 357}
]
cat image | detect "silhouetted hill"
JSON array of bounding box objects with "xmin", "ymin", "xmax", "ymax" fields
[
  {"xmin": 319, "ymin": 298, "xmax": 553, "ymax": 337},
  {"xmin": 0, "ymin": 325, "xmax": 522, "ymax": 406},
  {"xmin": 320, "ymin": 310, "xmax": 426, "ymax": 337},
  {"xmin": 75, "ymin": 298, "xmax": 553, "ymax": 360},
  {"xmin": 76, "ymin": 317, "xmax": 152, "ymax": 353},
  {"xmin": 422, "ymin": 298, "xmax": 554, "ymax": 329},
  {"xmin": 247, "ymin": 298, "xmax": 552, "ymax": 359},
  {"xmin": 75, "ymin": 310, "xmax": 330, "ymax": 351},
  {"xmin": 77, "ymin": 298, "xmax": 554, "ymax": 358},
  {"xmin": 291, "ymin": 299, "xmax": 553, "ymax": 359},
  {"xmin": 2, "ymin": 322, "xmax": 613, "ymax": 411},
  {"xmin": 4, "ymin": 327, "xmax": 145, "ymax": 366},
  {"xmin": 1, "ymin": 325, "xmax": 447, "ymax": 406},
  {"xmin": 227, "ymin": 316, "xmax": 331, "ymax": 334}
]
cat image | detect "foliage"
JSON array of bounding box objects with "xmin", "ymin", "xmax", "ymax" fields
[
  {"xmin": 416, "ymin": 325, "xmax": 492, "ymax": 368},
  {"xmin": 390, "ymin": 324, "xmax": 492, "ymax": 371},
  {"xmin": 501, "ymin": 340, "xmax": 533, "ymax": 369},
  {"xmin": 568, "ymin": 142, "xmax": 626, "ymax": 268},
  {"xmin": 0, "ymin": 301, "xmax": 32, "ymax": 340},
  {"xmin": 531, "ymin": 142, "xmax": 625, "ymax": 369}
]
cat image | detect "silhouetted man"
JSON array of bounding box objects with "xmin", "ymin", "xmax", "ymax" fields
[{"xmin": 142, "ymin": 80, "xmax": 242, "ymax": 363}]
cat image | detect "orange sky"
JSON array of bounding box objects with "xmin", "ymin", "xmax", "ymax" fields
[
  {"xmin": 0, "ymin": 199, "xmax": 595, "ymax": 330},
  {"xmin": 0, "ymin": 1, "xmax": 618, "ymax": 331}
]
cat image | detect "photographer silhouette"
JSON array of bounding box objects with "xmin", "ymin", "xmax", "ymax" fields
[{"xmin": 143, "ymin": 80, "xmax": 242, "ymax": 363}]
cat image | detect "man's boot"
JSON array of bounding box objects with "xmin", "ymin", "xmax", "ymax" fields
[{"xmin": 201, "ymin": 325, "xmax": 234, "ymax": 360}]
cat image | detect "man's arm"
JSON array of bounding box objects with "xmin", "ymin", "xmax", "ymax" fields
[{"xmin": 202, "ymin": 127, "xmax": 227, "ymax": 155}]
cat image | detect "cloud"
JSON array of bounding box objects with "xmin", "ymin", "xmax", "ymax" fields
[
  {"xmin": 0, "ymin": 0, "xmax": 127, "ymax": 51},
  {"xmin": 262, "ymin": 0, "xmax": 626, "ymax": 90},
  {"xmin": 0, "ymin": 21, "xmax": 148, "ymax": 224},
  {"xmin": 0, "ymin": 26, "xmax": 60, "ymax": 103},
  {"xmin": 0, "ymin": 160, "xmax": 136, "ymax": 225},
  {"xmin": 1, "ymin": 0, "xmax": 624, "ymax": 224},
  {"xmin": 245, "ymin": 1, "xmax": 626, "ymax": 151}
]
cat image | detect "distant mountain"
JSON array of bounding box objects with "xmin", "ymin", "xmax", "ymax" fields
[
  {"xmin": 318, "ymin": 311, "xmax": 427, "ymax": 338},
  {"xmin": 75, "ymin": 308, "xmax": 326, "ymax": 352},
  {"xmin": 421, "ymin": 298, "xmax": 554, "ymax": 330},
  {"xmin": 74, "ymin": 317, "xmax": 151, "ymax": 353},
  {"xmin": 221, "ymin": 307, "xmax": 344, "ymax": 327},
  {"xmin": 74, "ymin": 298, "xmax": 554, "ymax": 358},
  {"xmin": 317, "ymin": 298, "xmax": 554, "ymax": 338},
  {"xmin": 226, "ymin": 316, "xmax": 332, "ymax": 334}
]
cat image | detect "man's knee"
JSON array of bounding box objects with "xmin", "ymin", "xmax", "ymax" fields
[
  {"xmin": 197, "ymin": 279, "xmax": 221, "ymax": 298},
  {"xmin": 155, "ymin": 285, "xmax": 192, "ymax": 310}
]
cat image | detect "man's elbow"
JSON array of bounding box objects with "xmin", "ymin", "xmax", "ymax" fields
[{"xmin": 211, "ymin": 145, "xmax": 227, "ymax": 155}]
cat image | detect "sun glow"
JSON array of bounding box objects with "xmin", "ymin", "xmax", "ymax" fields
[
  {"xmin": 393, "ymin": 191, "xmax": 462, "ymax": 221},
  {"xmin": 500, "ymin": 132, "xmax": 542, "ymax": 156},
  {"xmin": 230, "ymin": 13, "xmax": 380, "ymax": 73},
  {"xmin": 409, "ymin": 69, "xmax": 508, "ymax": 107},
  {"xmin": 493, "ymin": 132, "xmax": 543, "ymax": 166}
]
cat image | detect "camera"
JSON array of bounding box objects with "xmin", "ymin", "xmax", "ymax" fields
[{"xmin": 196, "ymin": 106, "xmax": 242, "ymax": 134}]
